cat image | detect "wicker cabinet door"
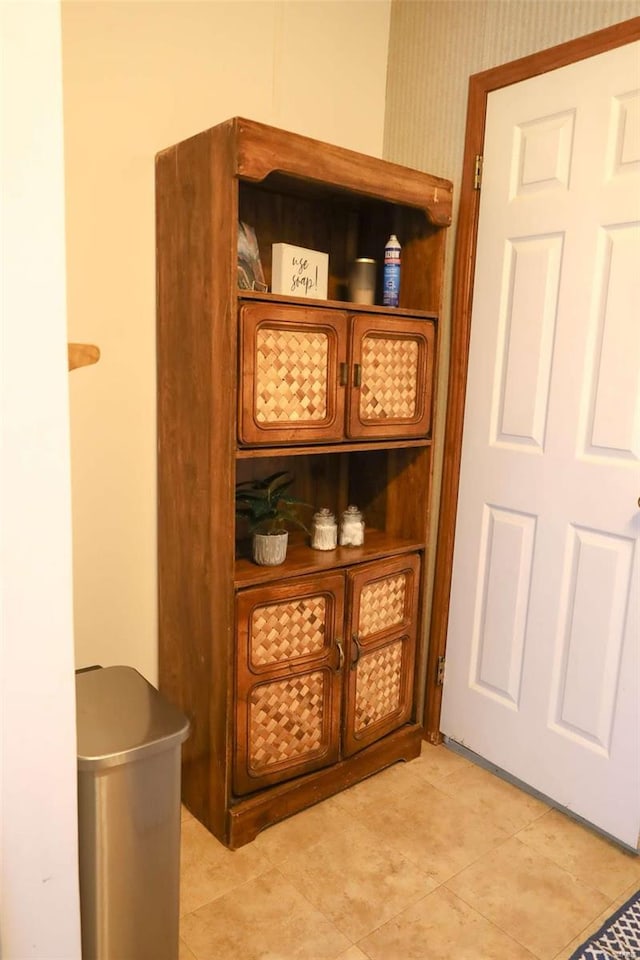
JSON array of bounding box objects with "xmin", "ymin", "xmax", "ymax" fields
[
  {"xmin": 343, "ymin": 554, "xmax": 421, "ymax": 756},
  {"xmin": 346, "ymin": 315, "xmax": 435, "ymax": 439},
  {"xmin": 238, "ymin": 303, "xmax": 348, "ymax": 445},
  {"xmin": 234, "ymin": 573, "xmax": 345, "ymax": 795}
]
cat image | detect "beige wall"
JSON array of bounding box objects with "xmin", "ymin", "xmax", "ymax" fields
[
  {"xmin": 383, "ymin": 1, "xmax": 640, "ymax": 670},
  {"xmin": 62, "ymin": 0, "xmax": 391, "ymax": 683}
]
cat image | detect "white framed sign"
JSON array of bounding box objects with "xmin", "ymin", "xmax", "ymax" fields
[{"xmin": 271, "ymin": 243, "xmax": 329, "ymax": 299}]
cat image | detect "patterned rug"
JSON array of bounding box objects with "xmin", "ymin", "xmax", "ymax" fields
[{"xmin": 569, "ymin": 888, "xmax": 640, "ymax": 960}]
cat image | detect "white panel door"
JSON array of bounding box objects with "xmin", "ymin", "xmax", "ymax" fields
[{"xmin": 441, "ymin": 41, "xmax": 640, "ymax": 847}]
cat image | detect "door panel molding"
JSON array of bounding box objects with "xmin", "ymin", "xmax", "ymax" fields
[{"xmin": 424, "ymin": 16, "xmax": 640, "ymax": 742}]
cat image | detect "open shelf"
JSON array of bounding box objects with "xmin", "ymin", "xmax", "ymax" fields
[{"xmin": 234, "ymin": 528, "xmax": 425, "ymax": 588}]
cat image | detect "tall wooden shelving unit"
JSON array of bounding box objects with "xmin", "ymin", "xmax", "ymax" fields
[{"xmin": 156, "ymin": 117, "xmax": 452, "ymax": 848}]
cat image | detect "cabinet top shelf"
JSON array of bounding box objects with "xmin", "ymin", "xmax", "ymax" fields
[
  {"xmin": 235, "ymin": 529, "xmax": 425, "ymax": 589},
  {"xmin": 159, "ymin": 117, "xmax": 453, "ymax": 227}
]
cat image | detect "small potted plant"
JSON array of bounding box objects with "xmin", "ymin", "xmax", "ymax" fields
[{"xmin": 235, "ymin": 471, "xmax": 310, "ymax": 566}]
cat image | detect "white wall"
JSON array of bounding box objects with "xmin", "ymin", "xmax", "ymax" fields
[
  {"xmin": 0, "ymin": 2, "xmax": 81, "ymax": 957},
  {"xmin": 62, "ymin": 0, "xmax": 392, "ymax": 685}
]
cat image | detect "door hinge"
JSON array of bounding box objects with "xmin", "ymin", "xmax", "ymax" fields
[
  {"xmin": 474, "ymin": 154, "xmax": 483, "ymax": 190},
  {"xmin": 436, "ymin": 656, "xmax": 446, "ymax": 686}
]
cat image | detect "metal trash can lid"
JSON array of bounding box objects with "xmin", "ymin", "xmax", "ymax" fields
[{"xmin": 76, "ymin": 666, "xmax": 190, "ymax": 771}]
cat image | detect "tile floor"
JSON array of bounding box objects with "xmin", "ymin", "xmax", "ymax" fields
[{"xmin": 178, "ymin": 743, "xmax": 640, "ymax": 960}]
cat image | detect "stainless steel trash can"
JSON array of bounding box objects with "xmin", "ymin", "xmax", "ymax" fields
[{"xmin": 76, "ymin": 665, "xmax": 190, "ymax": 960}]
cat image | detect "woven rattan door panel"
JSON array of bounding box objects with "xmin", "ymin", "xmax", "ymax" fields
[
  {"xmin": 346, "ymin": 315, "xmax": 435, "ymax": 439},
  {"xmin": 343, "ymin": 554, "xmax": 420, "ymax": 755},
  {"xmin": 234, "ymin": 573, "xmax": 345, "ymax": 794},
  {"xmin": 238, "ymin": 303, "xmax": 348, "ymax": 445}
]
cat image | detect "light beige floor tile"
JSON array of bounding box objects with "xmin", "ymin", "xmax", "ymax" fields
[
  {"xmin": 517, "ymin": 808, "xmax": 640, "ymax": 899},
  {"xmin": 251, "ymin": 793, "xmax": 343, "ymax": 862},
  {"xmin": 352, "ymin": 777, "xmax": 510, "ymax": 884},
  {"xmin": 181, "ymin": 804, "xmax": 193, "ymax": 822},
  {"xmin": 435, "ymin": 763, "xmax": 549, "ymax": 835},
  {"xmin": 614, "ymin": 880, "xmax": 640, "ymax": 907},
  {"xmin": 181, "ymin": 867, "xmax": 350, "ymax": 960},
  {"xmin": 446, "ymin": 836, "xmax": 610, "ymax": 960},
  {"xmin": 277, "ymin": 819, "xmax": 436, "ymax": 941},
  {"xmin": 359, "ymin": 886, "xmax": 538, "ymax": 960},
  {"xmin": 553, "ymin": 882, "xmax": 640, "ymax": 960},
  {"xmin": 553, "ymin": 907, "xmax": 613, "ymax": 960},
  {"xmin": 407, "ymin": 741, "xmax": 473, "ymax": 785},
  {"xmin": 179, "ymin": 938, "xmax": 198, "ymax": 960},
  {"xmin": 330, "ymin": 758, "xmax": 422, "ymax": 814},
  {"xmin": 180, "ymin": 815, "xmax": 272, "ymax": 916},
  {"xmin": 336, "ymin": 948, "xmax": 371, "ymax": 960}
]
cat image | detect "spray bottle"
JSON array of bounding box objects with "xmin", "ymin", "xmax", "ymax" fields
[{"xmin": 383, "ymin": 234, "xmax": 401, "ymax": 307}]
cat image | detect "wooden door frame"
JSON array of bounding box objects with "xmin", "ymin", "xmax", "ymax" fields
[{"xmin": 423, "ymin": 16, "xmax": 640, "ymax": 743}]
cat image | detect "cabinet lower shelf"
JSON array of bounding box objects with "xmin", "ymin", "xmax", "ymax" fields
[{"xmin": 234, "ymin": 528, "xmax": 424, "ymax": 588}]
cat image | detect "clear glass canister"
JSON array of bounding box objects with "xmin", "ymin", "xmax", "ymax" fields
[
  {"xmin": 311, "ymin": 508, "xmax": 338, "ymax": 550},
  {"xmin": 339, "ymin": 505, "xmax": 365, "ymax": 547}
]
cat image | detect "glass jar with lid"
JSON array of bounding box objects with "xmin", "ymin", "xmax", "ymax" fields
[
  {"xmin": 311, "ymin": 507, "xmax": 338, "ymax": 551},
  {"xmin": 339, "ymin": 505, "xmax": 365, "ymax": 547}
]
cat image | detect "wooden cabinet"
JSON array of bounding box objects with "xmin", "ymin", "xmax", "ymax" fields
[
  {"xmin": 234, "ymin": 572, "xmax": 344, "ymax": 795},
  {"xmin": 234, "ymin": 554, "xmax": 420, "ymax": 796},
  {"xmin": 238, "ymin": 304, "xmax": 347, "ymax": 445},
  {"xmin": 347, "ymin": 314, "xmax": 434, "ymax": 440},
  {"xmin": 238, "ymin": 303, "xmax": 435, "ymax": 445},
  {"xmin": 343, "ymin": 553, "xmax": 420, "ymax": 756},
  {"xmin": 156, "ymin": 117, "xmax": 452, "ymax": 848}
]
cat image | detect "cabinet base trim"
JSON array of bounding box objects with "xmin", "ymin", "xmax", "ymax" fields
[{"xmin": 225, "ymin": 724, "xmax": 423, "ymax": 849}]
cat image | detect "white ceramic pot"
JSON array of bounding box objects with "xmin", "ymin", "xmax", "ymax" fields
[{"xmin": 252, "ymin": 531, "xmax": 288, "ymax": 566}]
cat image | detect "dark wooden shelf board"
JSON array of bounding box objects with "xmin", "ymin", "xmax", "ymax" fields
[
  {"xmin": 239, "ymin": 289, "xmax": 438, "ymax": 321},
  {"xmin": 236, "ymin": 437, "xmax": 432, "ymax": 460},
  {"xmin": 235, "ymin": 529, "xmax": 425, "ymax": 588}
]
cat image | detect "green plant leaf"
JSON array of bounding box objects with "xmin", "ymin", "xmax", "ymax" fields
[
  {"xmin": 277, "ymin": 492, "xmax": 311, "ymax": 507},
  {"xmin": 264, "ymin": 472, "xmax": 293, "ymax": 495},
  {"xmin": 235, "ymin": 470, "xmax": 309, "ymax": 533},
  {"xmin": 236, "ymin": 489, "xmax": 270, "ymax": 503}
]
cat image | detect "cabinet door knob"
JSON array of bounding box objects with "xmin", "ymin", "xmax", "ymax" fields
[
  {"xmin": 336, "ymin": 639, "xmax": 345, "ymax": 672},
  {"xmin": 339, "ymin": 362, "xmax": 348, "ymax": 387},
  {"xmin": 353, "ymin": 363, "xmax": 362, "ymax": 388}
]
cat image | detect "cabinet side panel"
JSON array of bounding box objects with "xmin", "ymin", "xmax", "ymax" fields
[
  {"xmin": 402, "ymin": 229, "xmax": 447, "ymax": 315},
  {"xmin": 156, "ymin": 125, "xmax": 237, "ymax": 841},
  {"xmin": 386, "ymin": 447, "xmax": 432, "ymax": 542}
]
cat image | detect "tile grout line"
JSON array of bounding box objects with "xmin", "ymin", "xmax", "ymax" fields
[
  {"xmin": 179, "ymin": 859, "xmax": 280, "ymax": 923},
  {"xmin": 441, "ymin": 833, "xmax": 617, "ymax": 960},
  {"xmin": 439, "ymin": 877, "xmax": 547, "ymax": 960},
  {"xmin": 513, "ymin": 817, "xmax": 640, "ymax": 902},
  {"xmin": 270, "ymin": 863, "xmax": 356, "ymax": 950},
  {"xmin": 277, "ymin": 852, "xmax": 439, "ymax": 948},
  {"xmin": 550, "ymin": 885, "xmax": 640, "ymax": 960},
  {"xmin": 509, "ymin": 833, "xmax": 619, "ymax": 906}
]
